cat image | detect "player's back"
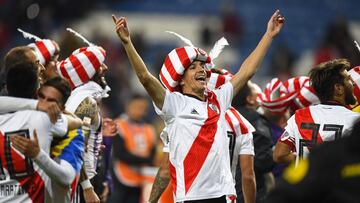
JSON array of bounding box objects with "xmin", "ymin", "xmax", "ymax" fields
[
  {"xmin": 0, "ymin": 110, "xmax": 53, "ymax": 203},
  {"xmin": 290, "ymin": 104, "xmax": 359, "ymax": 159}
]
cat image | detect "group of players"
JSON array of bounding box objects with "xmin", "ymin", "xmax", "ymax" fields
[{"xmin": 0, "ymin": 8, "xmax": 359, "ymax": 203}]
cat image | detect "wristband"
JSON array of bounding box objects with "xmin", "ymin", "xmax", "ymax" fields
[{"xmin": 80, "ymin": 179, "xmax": 93, "ymax": 190}]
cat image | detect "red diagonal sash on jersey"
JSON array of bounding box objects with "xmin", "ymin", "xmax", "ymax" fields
[
  {"xmin": 169, "ymin": 162, "xmax": 177, "ymax": 196},
  {"xmin": 295, "ymin": 108, "xmax": 323, "ymax": 148},
  {"xmin": 183, "ymin": 92, "xmax": 221, "ymax": 194}
]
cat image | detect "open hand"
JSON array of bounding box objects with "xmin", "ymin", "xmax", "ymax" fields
[
  {"xmin": 266, "ymin": 10, "xmax": 285, "ymax": 38},
  {"xmin": 37, "ymin": 100, "xmax": 61, "ymax": 124},
  {"xmin": 11, "ymin": 129, "xmax": 40, "ymax": 158},
  {"xmin": 112, "ymin": 15, "xmax": 130, "ymax": 44},
  {"xmin": 102, "ymin": 118, "xmax": 117, "ymax": 136},
  {"xmin": 83, "ymin": 187, "xmax": 100, "ymax": 203}
]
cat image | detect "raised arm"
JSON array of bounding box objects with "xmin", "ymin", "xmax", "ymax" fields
[
  {"xmin": 231, "ymin": 10, "xmax": 284, "ymax": 95},
  {"xmin": 112, "ymin": 15, "xmax": 166, "ymax": 109}
]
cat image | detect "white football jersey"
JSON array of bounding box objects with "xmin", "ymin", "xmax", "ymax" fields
[
  {"xmin": 65, "ymin": 82, "xmax": 103, "ymax": 179},
  {"xmin": 155, "ymin": 82, "xmax": 236, "ymax": 202},
  {"xmin": 224, "ymin": 107, "xmax": 255, "ymax": 177},
  {"xmin": 0, "ymin": 110, "xmax": 67, "ymax": 203},
  {"xmin": 280, "ymin": 104, "xmax": 359, "ymax": 163}
]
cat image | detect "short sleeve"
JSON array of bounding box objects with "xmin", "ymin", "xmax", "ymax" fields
[
  {"xmin": 51, "ymin": 113, "xmax": 68, "ymax": 137},
  {"xmin": 153, "ymin": 90, "xmax": 185, "ymax": 122},
  {"xmin": 238, "ymin": 132, "xmax": 255, "ymax": 155},
  {"xmin": 279, "ymin": 115, "xmax": 296, "ymax": 151}
]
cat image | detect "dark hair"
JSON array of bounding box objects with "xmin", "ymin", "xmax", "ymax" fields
[
  {"xmin": 309, "ymin": 58, "xmax": 350, "ymax": 103},
  {"xmin": 6, "ymin": 62, "xmax": 39, "ymax": 99},
  {"xmin": 349, "ymin": 118, "xmax": 360, "ymax": 137},
  {"xmin": 4, "ymin": 46, "xmax": 35, "ymax": 73},
  {"xmin": 42, "ymin": 76, "xmax": 71, "ymax": 106},
  {"xmin": 232, "ymin": 82, "xmax": 251, "ymax": 108}
]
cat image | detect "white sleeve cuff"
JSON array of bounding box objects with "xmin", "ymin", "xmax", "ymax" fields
[
  {"xmin": 34, "ymin": 149, "xmax": 75, "ymax": 186},
  {"xmin": 80, "ymin": 179, "xmax": 93, "ymax": 189}
]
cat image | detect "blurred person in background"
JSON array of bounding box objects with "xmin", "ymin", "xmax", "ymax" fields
[
  {"xmin": 263, "ymin": 109, "xmax": 289, "ymax": 179},
  {"xmin": 110, "ymin": 94, "xmax": 157, "ymax": 203},
  {"xmin": 233, "ymin": 81, "xmax": 276, "ymax": 203}
]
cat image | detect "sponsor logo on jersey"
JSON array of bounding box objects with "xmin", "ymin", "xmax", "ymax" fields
[{"xmin": 190, "ymin": 108, "xmax": 199, "ymax": 115}]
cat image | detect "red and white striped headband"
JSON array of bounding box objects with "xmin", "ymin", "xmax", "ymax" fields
[
  {"xmin": 280, "ymin": 76, "xmax": 319, "ymax": 111},
  {"xmin": 258, "ymin": 78, "xmax": 298, "ymax": 113},
  {"xmin": 159, "ymin": 31, "xmax": 228, "ymax": 92},
  {"xmin": 159, "ymin": 46, "xmax": 211, "ymax": 92},
  {"xmin": 57, "ymin": 46, "xmax": 106, "ymax": 89},
  {"xmin": 259, "ymin": 76, "xmax": 319, "ymax": 113},
  {"xmin": 207, "ymin": 68, "xmax": 233, "ymax": 90},
  {"xmin": 57, "ymin": 28, "xmax": 107, "ymax": 89},
  {"xmin": 17, "ymin": 28, "xmax": 60, "ymax": 65},
  {"xmin": 349, "ymin": 66, "xmax": 360, "ymax": 103}
]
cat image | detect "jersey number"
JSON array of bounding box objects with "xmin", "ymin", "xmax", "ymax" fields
[
  {"xmin": 227, "ymin": 131, "xmax": 236, "ymax": 166},
  {"xmin": 0, "ymin": 129, "xmax": 34, "ymax": 180},
  {"xmin": 299, "ymin": 123, "xmax": 343, "ymax": 157}
]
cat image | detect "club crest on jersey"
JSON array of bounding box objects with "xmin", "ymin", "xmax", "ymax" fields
[{"xmin": 209, "ymin": 103, "xmax": 219, "ymax": 114}]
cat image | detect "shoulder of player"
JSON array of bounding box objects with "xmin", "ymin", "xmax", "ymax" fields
[
  {"xmin": 74, "ymin": 96, "xmax": 98, "ymax": 119},
  {"xmin": 19, "ymin": 110, "xmax": 53, "ymax": 127},
  {"xmin": 14, "ymin": 109, "xmax": 48, "ymax": 118}
]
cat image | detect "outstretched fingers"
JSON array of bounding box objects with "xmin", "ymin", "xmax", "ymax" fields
[{"xmin": 112, "ymin": 14, "xmax": 117, "ymax": 24}]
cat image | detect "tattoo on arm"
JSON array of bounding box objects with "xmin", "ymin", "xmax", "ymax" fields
[
  {"xmin": 74, "ymin": 97, "xmax": 98, "ymax": 121},
  {"xmin": 148, "ymin": 167, "xmax": 170, "ymax": 203}
]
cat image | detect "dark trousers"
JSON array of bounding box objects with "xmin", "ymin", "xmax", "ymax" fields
[
  {"xmin": 181, "ymin": 195, "xmax": 227, "ymax": 203},
  {"xmin": 108, "ymin": 181, "xmax": 140, "ymax": 203}
]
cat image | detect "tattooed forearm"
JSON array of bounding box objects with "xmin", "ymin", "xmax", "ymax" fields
[
  {"xmin": 148, "ymin": 167, "xmax": 170, "ymax": 203},
  {"xmin": 74, "ymin": 97, "xmax": 98, "ymax": 121}
]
